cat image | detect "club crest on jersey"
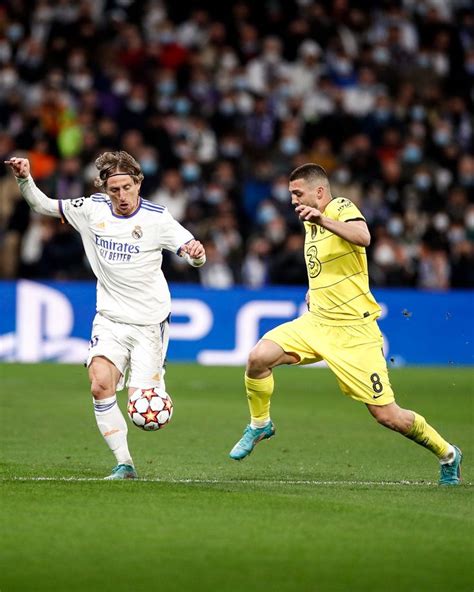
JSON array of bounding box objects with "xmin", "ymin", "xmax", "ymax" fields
[{"xmin": 132, "ymin": 225, "xmax": 143, "ymax": 239}]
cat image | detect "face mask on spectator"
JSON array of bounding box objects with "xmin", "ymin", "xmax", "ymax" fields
[
  {"xmin": 333, "ymin": 59, "xmax": 352, "ymax": 75},
  {"xmin": 157, "ymin": 80, "xmax": 177, "ymax": 96},
  {"xmin": 466, "ymin": 212, "xmax": 474, "ymax": 229},
  {"xmin": 175, "ymin": 98, "xmax": 191, "ymax": 115},
  {"xmin": 233, "ymin": 77, "xmax": 248, "ymax": 91},
  {"xmin": 436, "ymin": 168, "xmax": 452, "ymax": 191},
  {"xmin": 449, "ymin": 227, "xmax": 465, "ymax": 244},
  {"xmin": 127, "ymin": 98, "xmax": 146, "ymax": 112},
  {"xmin": 333, "ymin": 168, "xmax": 351, "ymax": 185},
  {"xmin": 258, "ymin": 204, "xmax": 278, "ymax": 225},
  {"xmin": 280, "ymin": 137, "xmax": 301, "ymax": 156},
  {"xmin": 387, "ymin": 218, "xmax": 404, "ymax": 237},
  {"xmin": 7, "ymin": 23, "xmax": 24, "ymax": 43},
  {"xmin": 374, "ymin": 244, "xmax": 396, "ymax": 266},
  {"xmin": 220, "ymin": 142, "xmax": 242, "ymax": 158},
  {"xmin": 433, "ymin": 130, "xmax": 451, "ymax": 146},
  {"xmin": 373, "ymin": 47, "xmax": 390, "ymax": 64},
  {"xmin": 159, "ymin": 31, "xmax": 176, "ymax": 44},
  {"xmin": 206, "ymin": 189, "xmax": 224, "ymax": 205},
  {"xmin": 0, "ymin": 68, "xmax": 17, "ymax": 88},
  {"xmin": 410, "ymin": 105, "xmax": 426, "ymax": 121},
  {"xmin": 433, "ymin": 213, "xmax": 450, "ymax": 232},
  {"xmin": 140, "ymin": 159, "xmax": 158, "ymax": 176},
  {"xmin": 375, "ymin": 108, "xmax": 390, "ymax": 121},
  {"xmin": 112, "ymin": 79, "xmax": 131, "ymax": 96},
  {"xmin": 219, "ymin": 101, "xmax": 236, "ymax": 116},
  {"xmin": 414, "ymin": 173, "xmax": 432, "ymax": 190},
  {"xmin": 402, "ymin": 145, "xmax": 422, "ymax": 163},
  {"xmin": 417, "ymin": 54, "xmax": 431, "ymax": 68},
  {"xmin": 266, "ymin": 223, "xmax": 285, "ymax": 243},
  {"xmin": 272, "ymin": 184, "xmax": 289, "ymax": 202},
  {"xmin": 72, "ymin": 74, "xmax": 93, "ymax": 92},
  {"xmin": 221, "ymin": 53, "xmax": 238, "ymax": 70},
  {"xmin": 264, "ymin": 51, "xmax": 280, "ymax": 65},
  {"xmin": 236, "ymin": 94, "xmax": 253, "ymax": 114},
  {"xmin": 181, "ymin": 163, "xmax": 201, "ymax": 183}
]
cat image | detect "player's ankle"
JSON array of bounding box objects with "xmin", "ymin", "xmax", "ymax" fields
[
  {"xmin": 439, "ymin": 444, "xmax": 455, "ymax": 465},
  {"xmin": 250, "ymin": 418, "xmax": 271, "ymax": 429}
]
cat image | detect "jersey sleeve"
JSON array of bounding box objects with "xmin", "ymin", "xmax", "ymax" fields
[
  {"xmin": 158, "ymin": 208, "xmax": 194, "ymax": 253},
  {"xmin": 59, "ymin": 197, "xmax": 92, "ymax": 232},
  {"xmin": 331, "ymin": 198, "xmax": 366, "ymax": 223}
]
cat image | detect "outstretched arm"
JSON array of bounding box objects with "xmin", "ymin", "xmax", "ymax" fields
[
  {"xmin": 179, "ymin": 239, "xmax": 206, "ymax": 267},
  {"xmin": 4, "ymin": 157, "xmax": 61, "ymax": 218}
]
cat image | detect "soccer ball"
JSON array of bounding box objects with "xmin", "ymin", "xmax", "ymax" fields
[{"xmin": 127, "ymin": 388, "xmax": 173, "ymax": 431}]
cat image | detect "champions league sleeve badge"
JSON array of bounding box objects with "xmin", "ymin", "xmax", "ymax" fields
[{"xmin": 132, "ymin": 225, "xmax": 143, "ymax": 239}]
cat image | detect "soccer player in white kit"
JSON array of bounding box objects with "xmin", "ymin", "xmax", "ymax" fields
[{"xmin": 5, "ymin": 151, "xmax": 206, "ymax": 480}]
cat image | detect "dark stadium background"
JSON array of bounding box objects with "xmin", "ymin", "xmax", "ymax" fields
[{"xmin": 0, "ymin": 2, "xmax": 472, "ymax": 592}]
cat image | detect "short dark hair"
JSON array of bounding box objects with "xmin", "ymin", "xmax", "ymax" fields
[
  {"xmin": 289, "ymin": 163, "xmax": 329, "ymax": 185},
  {"xmin": 94, "ymin": 151, "xmax": 144, "ymax": 189}
]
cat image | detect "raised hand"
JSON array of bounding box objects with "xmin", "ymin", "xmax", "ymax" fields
[{"xmin": 4, "ymin": 157, "xmax": 31, "ymax": 179}]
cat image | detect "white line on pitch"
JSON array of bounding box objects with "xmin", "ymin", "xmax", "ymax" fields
[{"xmin": 1, "ymin": 476, "xmax": 467, "ymax": 486}]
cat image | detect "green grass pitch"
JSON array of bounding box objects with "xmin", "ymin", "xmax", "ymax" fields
[{"xmin": 0, "ymin": 363, "xmax": 472, "ymax": 592}]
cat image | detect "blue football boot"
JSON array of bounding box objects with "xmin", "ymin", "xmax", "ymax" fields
[
  {"xmin": 229, "ymin": 422, "xmax": 275, "ymax": 460},
  {"xmin": 439, "ymin": 446, "xmax": 462, "ymax": 485},
  {"xmin": 104, "ymin": 464, "xmax": 138, "ymax": 480}
]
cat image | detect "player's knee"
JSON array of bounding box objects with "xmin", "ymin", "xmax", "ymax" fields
[
  {"xmin": 247, "ymin": 345, "xmax": 270, "ymax": 374},
  {"xmin": 90, "ymin": 377, "xmax": 114, "ymax": 399}
]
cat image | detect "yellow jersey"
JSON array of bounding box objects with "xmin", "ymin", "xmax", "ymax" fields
[{"xmin": 304, "ymin": 197, "xmax": 381, "ymax": 325}]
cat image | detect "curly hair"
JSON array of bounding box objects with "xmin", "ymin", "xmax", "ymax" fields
[{"xmin": 94, "ymin": 151, "xmax": 144, "ymax": 189}]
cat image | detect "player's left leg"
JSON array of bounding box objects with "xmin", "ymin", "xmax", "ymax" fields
[
  {"xmin": 367, "ymin": 403, "xmax": 462, "ymax": 485},
  {"xmin": 323, "ymin": 321, "xmax": 462, "ymax": 485}
]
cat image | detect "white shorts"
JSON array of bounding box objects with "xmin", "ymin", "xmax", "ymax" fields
[{"xmin": 87, "ymin": 313, "xmax": 170, "ymax": 391}]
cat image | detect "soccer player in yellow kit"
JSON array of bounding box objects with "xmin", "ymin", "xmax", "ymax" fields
[{"xmin": 229, "ymin": 163, "xmax": 462, "ymax": 485}]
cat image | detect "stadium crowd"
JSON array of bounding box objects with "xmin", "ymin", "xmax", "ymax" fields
[{"xmin": 0, "ymin": 0, "xmax": 473, "ymax": 289}]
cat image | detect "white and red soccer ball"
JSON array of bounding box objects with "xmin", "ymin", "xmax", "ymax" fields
[{"xmin": 127, "ymin": 388, "xmax": 173, "ymax": 431}]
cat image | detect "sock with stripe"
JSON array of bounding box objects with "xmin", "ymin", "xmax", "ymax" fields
[
  {"xmin": 405, "ymin": 412, "xmax": 451, "ymax": 460},
  {"xmin": 93, "ymin": 395, "xmax": 133, "ymax": 466},
  {"xmin": 245, "ymin": 373, "xmax": 274, "ymax": 429}
]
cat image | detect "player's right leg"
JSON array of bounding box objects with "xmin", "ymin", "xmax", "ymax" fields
[
  {"xmin": 88, "ymin": 356, "xmax": 137, "ymax": 480},
  {"xmin": 229, "ymin": 318, "xmax": 314, "ymax": 461}
]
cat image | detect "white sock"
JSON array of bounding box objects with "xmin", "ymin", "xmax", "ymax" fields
[
  {"xmin": 93, "ymin": 395, "xmax": 133, "ymax": 466},
  {"xmin": 439, "ymin": 444, "xmax": 455, "ymax": 465},
  {"xmin": 250, "ymin": 418, "xmax": 271, "ymax": 429}
]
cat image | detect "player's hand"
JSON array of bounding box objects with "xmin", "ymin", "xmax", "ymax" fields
[
  {"xmin": 4, "ymin": 157, "xmax": 31, "ymax": 179},
  {"xmin": 295, "ymin": 204, "xmax": 323, "ymax": 224},
  {"xmin": 180, "ymin": 239, "xmax": 205, "ymax": 260},
  {"xmin": 305, "ymin": 289, "xmax": 310, "ymax": 310}
]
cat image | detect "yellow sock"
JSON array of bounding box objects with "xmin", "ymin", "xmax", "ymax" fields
[
  {"xmin": 405, "ymin": 412, "xmax": 450, "ymax": 459},
  {"xmin": 245, "ymin": 373, "xmax": 274, "ymax": 427}
]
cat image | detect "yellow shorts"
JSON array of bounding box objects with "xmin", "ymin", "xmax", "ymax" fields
[{"xmin": 263, "ymin": 312, "xmax": 395, "ymax": 406}]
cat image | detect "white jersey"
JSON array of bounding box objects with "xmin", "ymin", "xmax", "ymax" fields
[{"xmin": 59, "ymin": 193, "xmax": 193, "ymax": 325}]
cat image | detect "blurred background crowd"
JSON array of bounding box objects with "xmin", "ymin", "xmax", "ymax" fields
[{"xmin": 0, "ymin": 0, "xmax": 473, "ymax": 289}]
